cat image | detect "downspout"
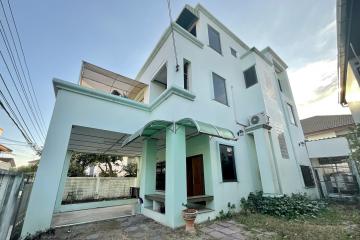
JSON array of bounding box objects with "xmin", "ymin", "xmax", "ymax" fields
[{"xmin": 230, "ymin": 85, "xmax": 248, "ymax": 131}]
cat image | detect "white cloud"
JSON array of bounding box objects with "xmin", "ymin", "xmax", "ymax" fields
[{"xmin": 288, "ymin": 59, "xmax": 350, "ymax": 119}]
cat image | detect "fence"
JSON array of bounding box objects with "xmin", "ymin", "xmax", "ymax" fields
[
  {"xmin": 313, "ymin": 162, "xmax": 359, "ymax": 198},
  {"xmin": 0, "ymin": 170, "xmax": 33, "ymax": 240},
  {"xmin": 62, "ymin": 177, "xmax": 137, "ymax": 204}
]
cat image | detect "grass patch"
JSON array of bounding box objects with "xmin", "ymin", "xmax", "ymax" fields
[{"xmin": 235, "ymin": 203, "xmax": 360, "ymax": 240}]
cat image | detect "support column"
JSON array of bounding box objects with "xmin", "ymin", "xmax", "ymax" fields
[
  {"xmin": 54, "ymin": 151, "xmax": 73, "ymax": 211},
  {"xmin": 21, "ymin": 104, "xmax": 72, "ymax": 238},
  {"xmin": 139, "ymin": 139, "xmax": 157, "ymax": 208},
  {"xmin": 165, "ymin": 125, "xmax": 187, "ymax": 228},
  {"xmin": 253, "ymin": 128, "xmax": 279, "ymax": 195}
]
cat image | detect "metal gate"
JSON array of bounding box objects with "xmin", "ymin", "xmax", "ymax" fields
[
  {"xmin": 0, "ymin": 170, "xmax": 33, "ymax": 240},
  {"xmin": 313, "ymin": 158, "xmax": 359, "ymax": 198}
]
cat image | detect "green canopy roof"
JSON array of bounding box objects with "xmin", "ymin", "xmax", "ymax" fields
[
  {"xmin": 176, "ymin": 118, "xmax": 236, "ymax": 140},
  {"xmin": 121, "ymin": 118, "xmax": 236, "ymax": 148},
  {"xmin": 121, "ymin": 120, "xmax": 172, "ymax": 147}
]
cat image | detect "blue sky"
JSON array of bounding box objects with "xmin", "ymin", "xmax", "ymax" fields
[{"xmin": 0, "ymin": 0, "xmax": 349, "ymax": 165}]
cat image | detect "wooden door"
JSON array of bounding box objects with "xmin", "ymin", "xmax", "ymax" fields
[{"xmin": 186, "ymin": 155, "xmax": 205, "ymax": 196}]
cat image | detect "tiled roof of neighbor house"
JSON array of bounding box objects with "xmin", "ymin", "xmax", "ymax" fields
[
  {"xmin": 300, "ymin": 115, "xmax": 355, "ymax": 134},
  {"xmin": 0, "ymin": 144, "xmax": 12, "ymax": 153}
]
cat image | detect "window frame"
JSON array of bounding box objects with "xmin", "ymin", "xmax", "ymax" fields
[
  {"xmin": 207, "ymin": 24, "xmax": 222, "ymax": 55},
  {"xmin": 218, "ymin": 144, "xmax": 238, "ymax": 182},
  {"xmin": 277, "ymin": 79, "xmax": 283, "ymax": 92},
  {"xmin": 300, "ymin": 165, "xmax": 316, "ymax": 188},
  {"xmin": 230, "ymin": 47, "xmax": 237, "ymax": 58},
  {"xmin": 183, "ymin": 59, "xmax": 191, "ymax": 91},
  {"xmin": 286, "ymin": 103, "xmax": 297, "ymax": 126},
  {"xmin": 243, "ymin": 65, "xmax": 258, "ymax": 88},
  {"xmin": 155, "ymin": 161, "xmax": 166, "ymax": 191},
  {"xmin": 212, "ymin": 72, "xmax": 229, "ymax": 106}
]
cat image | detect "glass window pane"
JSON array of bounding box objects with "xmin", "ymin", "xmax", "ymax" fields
[
  {"xmin": 156, "ymin": 161, "xmax": 165, "ymax": 190},
  {"xmin": 208, "ymin": 25, "xmax": 222, "ymax": 54},
  {"xmin": 231, "ymin": 47, "xmax": 237, "ymax": 57},
  {"xmin": 244, "ymin": 66, "xmax": 258, "ymax": 88},
  {"xmin": 219, "ymin": 144, "xmax": 237, "ymax": 181},
  {"xmin": 212, "ymin": 73, "xmax": 228, "ymax": 105},
  {"xmin": 287, "ymin": 103, "xmax": 297, "ymax": 125},
  {"xmin": 300, "ymin": 165, "xmax": 315, "ymax": 188}
]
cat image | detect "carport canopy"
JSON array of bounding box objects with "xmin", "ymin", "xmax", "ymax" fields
[{"xmin": 121, "ymin": 118, "xmax": 236, "ymax": 148}]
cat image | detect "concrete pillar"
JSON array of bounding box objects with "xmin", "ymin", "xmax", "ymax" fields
[
  {"xmin": 139, "ymin": 139, "xmax": 157, "ymax": 208},
  {"xmin": 21, "ymin": 105, "xmax": 72, "ymax": 238},
  {"xmin": 253, "ymin": 128, "xmax": 279, "ymax": 195},
  {"xmin": 165, "ymin": 125, "xmax": 186, "ymax": 228},
  {"xmin": 54, "ymin": 151, "xmax": 73, "ymax": 211}
]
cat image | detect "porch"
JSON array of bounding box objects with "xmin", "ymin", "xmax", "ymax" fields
[{"xmin": 122, "ymin": 118, "xmax": 236, "ymax": 228}]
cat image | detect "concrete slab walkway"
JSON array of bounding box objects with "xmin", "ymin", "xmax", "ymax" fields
[
  {"xmin": 51, "ymin": 205, "xmax": 133, "ymax": 227},
  {"xmin": 43, "ymin": 214, "xmax": 261, "ymax": 239}
]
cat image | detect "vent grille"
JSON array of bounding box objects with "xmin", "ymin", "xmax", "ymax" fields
[{"xmin": 278, "ymin": 133, "xmax": 289, "ymax": 159}]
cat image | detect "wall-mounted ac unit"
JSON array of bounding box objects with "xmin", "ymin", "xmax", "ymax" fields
[{"xmin": 249, "ymin": 112, "xmax": 269, "ymax": 126}]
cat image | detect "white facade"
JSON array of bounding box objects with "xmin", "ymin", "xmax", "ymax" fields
[{"xmin": 22, "ymin": 4, "xmax": 318, "ymax": 237}]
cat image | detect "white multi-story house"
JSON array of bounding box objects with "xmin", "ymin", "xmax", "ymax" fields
[{"xmin": 22, "ymin": 4, "xmax": 318, "ymax": 237}]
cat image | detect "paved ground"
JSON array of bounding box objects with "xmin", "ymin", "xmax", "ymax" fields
[
  {"xmin": 51, "ymin": 205, "xmax": 133, "ymax": 227},
  {"xmin": 38, "ymin": 214, "xmax": 274, "ymax": 239}
]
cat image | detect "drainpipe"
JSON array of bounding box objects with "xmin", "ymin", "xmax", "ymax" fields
[{"xmin": 230, "ymin": 85, "xmax": 248, "ymax": 133}]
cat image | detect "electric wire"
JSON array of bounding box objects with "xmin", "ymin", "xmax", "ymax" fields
[
  {"xmin": 0, "ymin": 99, "xmax": 38, "ymax": 153},
  {"xmin": 6, "ymin": 0, "xmax": 46, "ymax": 128},
  {"xmin": 0, "ymin": 0, "xmax": 46, "ymax": 136},
  {"xmin": 0, "ymin": 73, "xmax": 36, "ymax": 143},
  {"xmin": 0, "ymin": 50, "xmax": 44, "ymax": 143},
  {"xmin": 0, "ymin": 19, "xmax": 46, "ymax": 141},
  {"xmin": 166, "ymin": 0, "xmax": 179, "ymax": 71}
]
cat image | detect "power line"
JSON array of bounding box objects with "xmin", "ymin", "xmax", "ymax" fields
[
  {"xmin": 0, "ymin": 50, "xmax": 45, "ymax": 143},
  {"xmin": 0, "ymin": 136, "xmax": 27, "ymax": 144},
  {"xmin": 0, "ymin": 142, "xmax": 28, "ymax": 146},
  {"xmin": 166, "ymin": 0, "xmax": 179, "ymax": 72},
  {"xmin": 0, "ymin": 73, "xmax": 36, "ymax": 143},
  {"xmin": 0, "ymin": 19, "xmax": 46, "ymax": 141},
  {"xmin": 0, "ymin": 99, "xmax": 39, "ymax": 154},
  {"xmin": 6, "ymin": 0, "xmax": 47, "ymax": 128},
  {"xmin": 0, "ymin": 0, "xmax": 46, "ymax": 137}
]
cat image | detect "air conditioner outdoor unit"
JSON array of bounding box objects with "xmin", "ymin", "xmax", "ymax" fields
[{"xmin": 249, "ymin": 112, "xmax": 269, "ymax": 126}]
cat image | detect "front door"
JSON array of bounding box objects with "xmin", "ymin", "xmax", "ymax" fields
[{"xmin": 186, "ymin": 155, "xmax": 205, "ymax": 196}]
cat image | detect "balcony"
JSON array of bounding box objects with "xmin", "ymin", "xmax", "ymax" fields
[{"xmin": 79, "ymin": 61, "xmax": 148, "ymax": 103}]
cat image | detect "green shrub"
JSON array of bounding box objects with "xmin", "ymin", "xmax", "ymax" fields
[
  {"xmin": 240, "ymin": 191, "xmax": 326, "ymax": 219},
  {"xmin": 216, "ymin": 202, "xmax": 236, "ymax": 220}
]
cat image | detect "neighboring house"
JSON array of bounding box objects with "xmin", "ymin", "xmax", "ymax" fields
[
  {"xmin": 337, "ymin": 0, "xmax": 360, "ymax": 123},
  {"xmin": 0, "ymin": 156, "xmax": 15, "ymax": 170},
  {"xmin": 0, "ymin": 130, "xmax": 15, "ymax": 170},
  {"xmin": 0, "ymin": 145, "xmax": 16, "ymax": 170},
  {"xmin": 301, "ymin": 115, "xmax": 355, "ymax": 141},
  {"xmin": 301, "ymin": 115, "xmax": 359, "ymax": 198},
  {"xmin": 22, "ymin": 4, "xmax": 318, "ymax": 237}
]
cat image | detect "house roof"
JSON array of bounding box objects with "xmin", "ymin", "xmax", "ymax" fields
[
  {"xmin": 0, "ymin": 144, "xmax": 12, "ymax": 153},
  {"xmin": 300, "ymin": 115, "xmax": 355, "ymax": 135}
]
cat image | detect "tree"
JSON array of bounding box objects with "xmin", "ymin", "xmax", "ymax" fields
[
  {"xmin": 17, "ymin": 162, "xmax": 38, "ymax": 173},
  {"xmin": 122, "ymin": 162, "xmax": 137, "ymax": 177},
  {"xmin": 347, "ymin": 124, "xmax": 360, "ymax": 169},
  {"xmin": 68, "ymin": 152, "xmax": 126, "ymax": 177}
]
